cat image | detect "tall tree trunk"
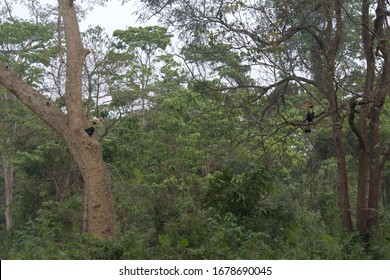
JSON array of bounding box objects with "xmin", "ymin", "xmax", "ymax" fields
[
  {"xmin": 81, "ymin": 184, "xmax": 88, "ymax": 233},
  {"xmin": 330, "ymin": 102, "xmax": 352, "ymax": 231},
  {"xmin": 0, "ymin": 92, "xmax": 15, "ymax": 232},
  {"xmin": 367, "ymin": 108, "xmax": 381, "ymax": 234},
  {"xmin": 365, "ymin": 0, "xmax": 390, "ymax": 236},
  {"xmin": 354, "ymin": 0, "xmax": 375, "ymax": 233},
  {"xmin": 65, "ymin": 136, "xmax": 116, "ymax": 237},
  {"xmin": 355, "ymin": 106, "xmax": 369, "ymax": 232},
  {"xmin": 59, "ymin": 0, "xmax": 116, "ymax": 237},
  {"xmin": 367, "ymin": 55, "xmax": 389, "ymax": 235},
  {"xmin": 1, "ymin": 153, "xmax": 13, "ymax": 232},
  {"xmin": 324, "ymin": 0, "xmax": 352, "ymax": 231}
]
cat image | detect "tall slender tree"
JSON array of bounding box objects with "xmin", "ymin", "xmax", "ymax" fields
[
  {"xmin": 0, "ymin": 90, "xmax": 15, "ymax": 232},
  {"xmin": 0, "ymin": 0, "xmax": 116, "ymax": 238},
  {"xmin": 362, "ymin": 0, "xmax": 390, "ymax": 235}
]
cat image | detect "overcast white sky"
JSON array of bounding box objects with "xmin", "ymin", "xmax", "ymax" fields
[
  {"xmin": 10, "ymin": 0, "xmax": 158, "ymax": 34},
  {"xmin": 79, "ymin": 0, "xmax": 158, "ymax": 34}
]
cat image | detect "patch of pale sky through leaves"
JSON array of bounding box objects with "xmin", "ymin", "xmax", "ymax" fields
[{"xmin": 9, "ymin": 0, "xmax": 157, "ymax": 34}]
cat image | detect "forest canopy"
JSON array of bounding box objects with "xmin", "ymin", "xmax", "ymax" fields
[{"xmin": 1, "ymin": 0, "xmax": 390, "ymax": 259}]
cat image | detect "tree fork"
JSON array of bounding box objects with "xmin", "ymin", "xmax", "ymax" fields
[{"xmin": 0, "ymin": 1, "xmax": 116, "ymax": 238}]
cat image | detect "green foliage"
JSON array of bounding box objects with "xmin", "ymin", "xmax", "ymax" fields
[
  {"xmin": 113, "ymin": 26, "xmax": 173, "ymax": 52},
  {"xmin": 203, "ymin": 162, "xmax": 272, "ymax": 219},
  {"xmin": 4, "ymin": 194, "xmax": 81, "ymax": 259},
  {"xmin": 2, "ymin": 0, "xmax": 390, "ymax": 260},
  {"xmin": 0, "ymin": 19, "xmax": 55, "ymax": 85}
]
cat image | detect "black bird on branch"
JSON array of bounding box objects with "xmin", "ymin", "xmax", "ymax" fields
[
  {"xmin": 304, "ymin": 102, "xmax": 315, "ymax": 133},
  {"xmin": 85, "ymin": 119, "xmax": 99, "ymax": 136}
]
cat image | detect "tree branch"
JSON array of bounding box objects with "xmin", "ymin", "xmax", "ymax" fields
[
  {"xmin": 59, "ymin": 0, "xmax": 90, "ymax": 128},
  {"xmin": 0, "ymin": 61, "xmax": 67, "ymax": 135},
  {"xmin": 278, "ymin": 95, "xmax": 361, "ymax": 129}
]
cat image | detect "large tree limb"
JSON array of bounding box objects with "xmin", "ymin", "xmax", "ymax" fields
[{"xmin": 0, "ymin": 61, "xmax": 67, "ymax": 135}]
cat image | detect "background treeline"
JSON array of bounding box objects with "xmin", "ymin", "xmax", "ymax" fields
[{"xmin": 1, "ymin": 0, "xmax": 390, "ymax": 259}]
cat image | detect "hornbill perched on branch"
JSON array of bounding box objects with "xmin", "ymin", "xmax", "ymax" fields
[
  {"xmin": 85, "ymin": 119, "xmax": 99, "ymax": 136},
  {"xmin": 304, "ymin": 102, "xmax": 315, "ymax": 133}
]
